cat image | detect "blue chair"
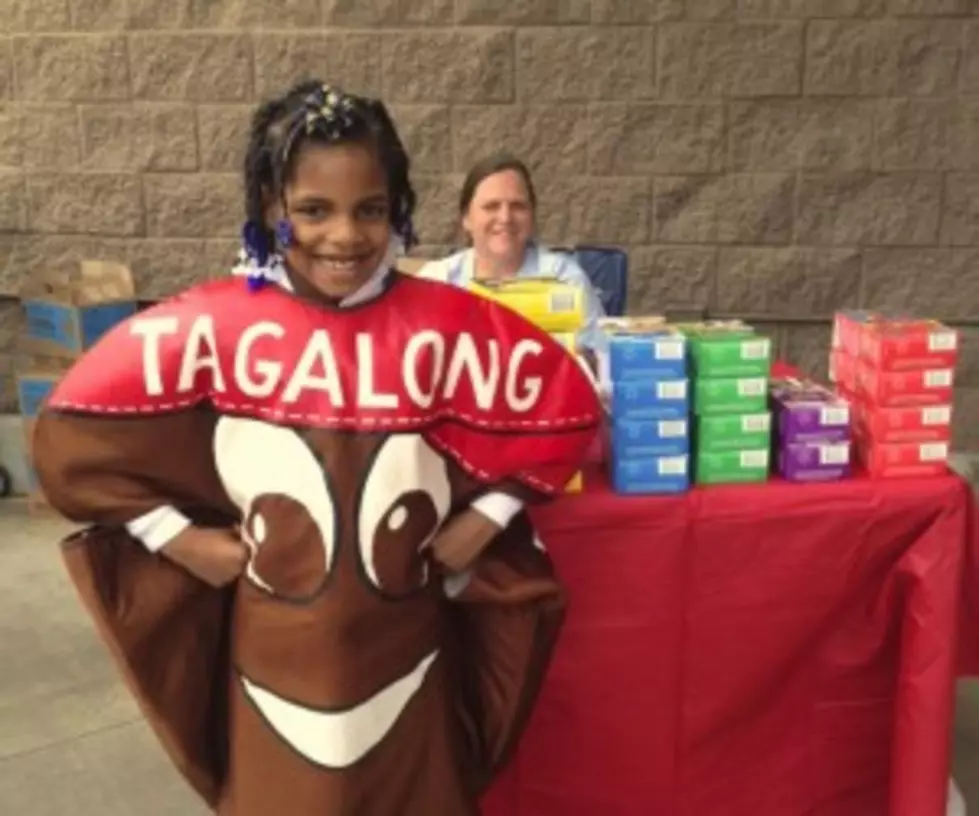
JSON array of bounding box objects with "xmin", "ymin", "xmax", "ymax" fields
[{"xmin": 554, "ymin": 245, "xmax": 629, "ymax": 317}]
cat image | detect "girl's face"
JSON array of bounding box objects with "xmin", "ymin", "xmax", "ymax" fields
[
  {"xmin": 274, "ymin": 141, "xmax": 392, "ymax": 300},
  {"xmin": 462, "ymin": 169, "xmax": 534, "ymax": 270}
]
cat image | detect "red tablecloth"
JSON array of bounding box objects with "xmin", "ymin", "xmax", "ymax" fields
[{"xmin": 482, "ymin": 472, "xmax": 978, "ymax": 816}]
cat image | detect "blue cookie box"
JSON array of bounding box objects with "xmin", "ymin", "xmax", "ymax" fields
[
  {"xmin": 610, "ymin": 454, "xmax": 690, "ymax": 495},
  {"xmin": 611, "ymin": 416, "xmax": 690, "ymax": 459},
  {"xmin": 608, "ymin": 332, "xmax": 688, "ymax": 382},
  {"xmin": 610, "ymin": 378, "xmax": 689, "ymax": 421}
]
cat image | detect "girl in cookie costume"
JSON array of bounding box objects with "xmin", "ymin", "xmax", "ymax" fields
[{"xmin": 31, "ymin": 81, "xmax": 602, "ymax": 815}]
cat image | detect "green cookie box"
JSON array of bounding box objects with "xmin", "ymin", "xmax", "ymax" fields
[
  {"xmin": 693, "ymin": 376, "xmax": 768, "ymax": 415},
  {"xmin": 673, "ymin": 322, "xmax": 772, "ymax": 378},
  {"xmin": 695, "ymin": 412, "xmax": 772, "ymax": 452},
  {"xmin": 695, "ymin": 449, "xmax": 770, "ymax": 485}
]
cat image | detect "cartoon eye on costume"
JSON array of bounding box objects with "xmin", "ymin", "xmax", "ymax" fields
[
  {"xmin": 357, "ymin": 434, "xmax": 452, "ymax": 596},
  {"xmin": 214, "ymin": 417, "xmax": 337, "ymax": 599}
]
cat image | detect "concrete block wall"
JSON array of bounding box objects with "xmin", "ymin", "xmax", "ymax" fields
[{"xmin": 0, "ymin": 0, "xmax": 977, "ymax": 446}]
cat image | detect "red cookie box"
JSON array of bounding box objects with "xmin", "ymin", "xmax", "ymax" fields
[
  {"xmin": 832, "ymin": 311, "xmax": 878, "ymax": 357},
  {"xmin": 832, "ymin": 311, "xmax": 959, "ymax": 372},
  {"xmin": 855, "ymin": 358, "xmax": 955, "ymax": 407},
  {"xmin": 859, "ymin": 319, "xmax": 959, "ymax": 372},
  {"xmin": 858, "ymin": 436, "xmax": 950, "ymax": 479},
  {"xmin": 853, "ymin": 401, "xmax": 953, "ymax": 445},
  {"xmin": 829, "ymin": 349, "xmax": 858, "ymax": 394}
]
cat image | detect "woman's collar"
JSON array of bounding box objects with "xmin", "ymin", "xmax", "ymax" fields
[{"xmin": 464, "ymin": 241, "xmax": 537, "ymax": 280}]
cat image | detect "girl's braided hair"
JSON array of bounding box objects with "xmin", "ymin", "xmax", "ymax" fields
[{"xmin": 243, "ymin": 79, "xmax": 418, "ymax": 251}]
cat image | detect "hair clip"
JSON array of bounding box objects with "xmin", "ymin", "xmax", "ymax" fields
[{"xmin": 295, "ymin": 85, "xmax": 355, "ymax": 145}]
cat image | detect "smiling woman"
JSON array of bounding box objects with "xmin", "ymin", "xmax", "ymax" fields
[{"xmin": 417, "ymin": 152, "xmax": 607, "ymax": 352}]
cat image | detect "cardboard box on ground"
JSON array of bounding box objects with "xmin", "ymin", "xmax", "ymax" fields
[{"xmin": 16, "ymin": 261, "xmax": 138, "ymax": 513}]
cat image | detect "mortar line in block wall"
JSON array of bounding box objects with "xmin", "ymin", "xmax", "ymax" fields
[
  {"xmin": 0, "ymin": 289, "xmax": 973, "ymax": 329},
  {"xmin": 14, "ymin": 168, "xmax": 238, "ymax": 177},
  {"xmin": 8, "ymin": 37, "xmax": 18, "ymax": 102},
  {"xmin": 707, "ymin": 245, "xmax": 720, "ymax": 315},
  {"xmin": 446, "ymin": 101, "xmax": 522, "ymax": 108},
  {"xmin": 123, "ymin": 28, "xmax": 134, "ymax": 106},
  {"xmin": 247, "ymin": 32, "xmax": 258, "ymax": 103},
  {"xmin": 936, "ymin": 170, "xmax": 950, "ymax": 249},
  {"xmin": 448, "ymin": 103, "xmax": 458, "ymax": 174},
  {"xmin": 721, "ymin": 99, "xmax": 732, "ymax": 175},
  {"xmin": 704, "ymin": 312, "xmax": 979, "ymax": 327},
  {"xmin": 798, "ymin": 19, "xmax": 810, "ymax": 99},
  {"xmin": 73, "ymin": 103, "xmax": 87, "ymax": 182},
  {"xmin": 792, "ymin": 169, "xmax": 802, "ymax": 246},
  {"xmin": 773, "ymin": 324, "xmax": 788, "ymax": 362},
  {"xmin": 21, "ymin": 173, "xmax": 32, "ymax": 234},
  {"xmin": 856, "ymin": 247, "xmax": 868, "ymax": 310},
  {"xmin": 958, "ymin": 23, "xmax": 970, "ymax": 94},
  {"xmin": 137, "ymin": 172, "xmax": 148, "ymax": 239}
]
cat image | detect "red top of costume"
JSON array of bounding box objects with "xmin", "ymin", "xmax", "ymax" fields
[{"xmin": 48, "ymin": 274, "xmax": 602, "ymax": 495}]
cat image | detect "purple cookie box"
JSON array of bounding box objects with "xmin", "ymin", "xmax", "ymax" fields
[
  {"xmin": 778, "ymin": 440, "xmax": 852, "ymax": 482},
  {"xmin": 772, "ymin": 379, "xmax": 852, "ymax": 444}
]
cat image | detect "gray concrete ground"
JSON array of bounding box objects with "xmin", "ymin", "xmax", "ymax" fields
[{"xmin": 0, "ymin": 502, "xmax": 976, "ymax": 815}]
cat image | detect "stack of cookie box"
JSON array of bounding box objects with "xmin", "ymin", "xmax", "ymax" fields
[
  {"xmin": 679, "ymin": 322, "xmax": 773, "ymax": 486},
  {"xmin": 603, "ymin": 317, "xmax": 691, "ymax": 495},
  {"xmin": 831, "ymin": 311, "xmax": 958, "ymax": 477}
]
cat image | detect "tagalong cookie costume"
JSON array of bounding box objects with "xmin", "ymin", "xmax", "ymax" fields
[{"xmin": 32, "ymin": 271, "xmax": 602, "ymax": 815}]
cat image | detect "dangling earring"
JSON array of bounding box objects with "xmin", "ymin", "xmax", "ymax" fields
[
  {"xmin": 241, "ymin": 220, "xmax": 270, "ymax": 266},
  {"xmin": 275, "ymin": 218, "xmax": 294, "ymax": 249}
]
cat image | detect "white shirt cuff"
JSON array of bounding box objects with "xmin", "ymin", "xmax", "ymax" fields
[
  {"xmin": 125, "ymin": 505, "xmax": 192, "ymax": 552},
  {"xmin": 470, "ymin": 491, "xmax": 524, "ymax": 529},
  {"xmin": 443, "ymin": 568, "xmax": 473, "ymax": 599}
]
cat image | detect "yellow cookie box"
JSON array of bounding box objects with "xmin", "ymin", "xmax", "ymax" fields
[
  {"xmin": 468, "ymin": 277, "xmax": 584, "ymax": 333},
  {"xmin": 549, "ymin": 332, "xmax": 577, "ymax": 352}
]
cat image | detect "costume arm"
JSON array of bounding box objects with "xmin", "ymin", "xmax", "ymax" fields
[{"xmin": 33, "ymin": 409, "xmax": 234, "ymax": 530}]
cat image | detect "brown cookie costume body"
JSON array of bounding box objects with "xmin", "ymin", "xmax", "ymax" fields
[{"xmin": 32, "ymin": 273, "xmax": 601, "ymax": 815}]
